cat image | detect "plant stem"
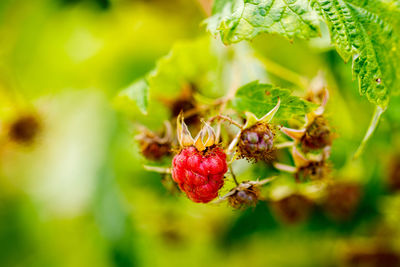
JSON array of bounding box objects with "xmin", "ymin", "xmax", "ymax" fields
[
  {"xmin": 275, "ymin": 141, "xmax": 295, "ymax": 149},
  {"xmin": 255, "ymin": 54, "xmax": 309, "ymax": 90},
  {"xmin": 143, "ymin": 165, "xmax": 172, "ymax": 174},
  {"xmin": 208, "ymin": 114, "xmax": 243, "ymax": 129},
  {"xmin": 353, "ymin": 105, "xmax": 385, "ymax": 160}
]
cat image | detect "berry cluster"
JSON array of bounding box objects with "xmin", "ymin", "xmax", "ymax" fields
[{"xmin": 137, "ymin": 78, "xmax": 360, "ymax": 218}]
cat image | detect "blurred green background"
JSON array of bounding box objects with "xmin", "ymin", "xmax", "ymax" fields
[{"xmin": 1, "ymin": 0, "xmax": 400, "ymax": 266}]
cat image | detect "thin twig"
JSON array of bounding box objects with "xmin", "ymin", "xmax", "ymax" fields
[
  {"xmin": 229, "ymin": 165, "xmax": 239, "ymax": 186},
  {"xmin": 255, "ymin": 53, "xmax": 309, "ymax": 90},
  {"xmin": 143, "ymin": 165, "xmax": 172, "ymax": 174},
  {"xmin": 353, "ymin": 106, "xmax": 385, "ymax": 160},
  {"xmin": 275, "ymin": 141, "xmax": 295, "ymax": 149},
  {"xmin": 208, "ymin": 114, "xmax": 243, "ymax": 129}
]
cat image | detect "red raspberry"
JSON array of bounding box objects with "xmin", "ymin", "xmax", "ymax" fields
[{"xmin": 172, "ymin": 146, "xmax": 227, "ymax": 203}]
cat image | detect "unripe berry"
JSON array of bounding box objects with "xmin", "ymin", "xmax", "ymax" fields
[
  {"xmin": 172, "ymin": 146, "xmax": 227, "ymax": 203},
  {"xmin": 238, "ymin": 123, "xmax": 275, "ymax": 162}
]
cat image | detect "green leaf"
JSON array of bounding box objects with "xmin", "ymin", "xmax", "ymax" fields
[
  {"xmin": 147, "ymin": 37, "xmax": 223, "ymax": 99},
  {"xmin": 116, "ymin": 78, "xmax": 149, "ymax": 115},
  {"xmin": 311, "ymin": 0, "xmax": 400, "ymax": 107},
  {"xmin": 232, "ymin": 81, "xmax": 317, "ymax": 122},
  {"xmin": 206, "ymin": 0, "xmax": 321, "ymax": 44}
]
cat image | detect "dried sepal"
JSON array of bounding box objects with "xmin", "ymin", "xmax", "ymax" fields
[
  {"xmin": 258, "ymin": 97, "xmax": 281, "ymax": 124},
  {"xmin": 306, "ymin": 72, "xmax": 329, "ymax": 106},
  {"xmin": 281, "ymin": 114, "xmax": 332, "ymax": 152},
  {"xmin": 294, "ymin": 147, "xmax": 331, "ymax": 181},
  {"xmin": 280, "ymin": 127, "xmax": 306, "ymax": 141},
  {"xmin": 243, "ymin": 98, "xmax": 280, "ymax": 130},
  {"xmin": 291, "ymin": 146, "xmax": 310, "ymax": 168},
  {"xmin": 275, "ymin": 147, "xmax": 331, "ymax": 181},
  {"xmin": 281, "ymin": 87, "xmax": 332, "ymax": 152},
  {"xmin": 194, "ymin": 120, "xmax": 216, "ymax": 151},
  {"xmin": 177, "ymin": 112, "xmax": 194, "ymax": 147}
]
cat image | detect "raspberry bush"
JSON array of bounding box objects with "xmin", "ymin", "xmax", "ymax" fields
[{"xmin": 2, "ymin": 0, "xmax": 400, "ymax": 266}]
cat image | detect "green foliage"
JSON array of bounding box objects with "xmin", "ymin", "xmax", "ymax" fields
[
  {"xmin": 117, "ymin": 78, "xmax": 149, "ymax": 114},
  {"xmin": 207, "ymin": 0, "xmax": 320, "ymax": 44},
  {"xmin": 232, "ymin": 81, "xmax": 317, "ymax": 122},
  {"xmin": 311, "ymin": 0, "xmax": 400, "ymax": 107},
  {"xmin": 147, "ymin": 37, "xmax": 222, "ymax": 99},
  {"xmin": 208, "ymin": 0, "xmax": 400, "ymax": 108},
  {"xmin": 3, "ymin": 1, "xmax": 400, "ymax": 267}
]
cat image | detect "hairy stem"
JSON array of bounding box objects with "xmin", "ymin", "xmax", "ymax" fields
[{"xmin": 208, "ymin": 114, "xmax": 243, "ymax": 129}]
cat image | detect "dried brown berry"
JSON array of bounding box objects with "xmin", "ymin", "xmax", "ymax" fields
[
  {"xmin": 228, "ymin": 185, "xmax": 260, "ymax": 209},
  {"xmin": 136, "ymin": 122, "xmax": 172, "ymax": 161},
  {"xmin": 301, "ymin": 115, "xmax": 332, "ymax": 151},
  {"xmin": 238, "ymin": 123, "xmax": 276, "ymax": 162},
  {"xmin": 296, "ymin": 159, "xmax": 330, "ymax": 181},
  {"xmin": 344, "ymin": 245, "xmax": 400, "ymax": 267},
  {"xmin": 140, "ymin": 140, "xmax": 171, "ymax": 161},
  {"xmin": 271, "ymin": 194, "xmax": 313, "ymax": 224},
  {"xmin": 323, "ymin": 181, "xmax": 361, "ymax": 221},
  {"xmin": 8, "ymin": 114, "xmax": 41, "ymax": 144},
  {"xmin": 388, "ymin": 156, "xmax": 400, "ymax": 192},
  {"xmin": 167, "ymin": 83, "xmax": 200, "ymax": 127}
]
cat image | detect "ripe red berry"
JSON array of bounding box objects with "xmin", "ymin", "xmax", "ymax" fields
[{"xmin": 172, "ymin": 146, "xmax": 227, "ymax": 203}]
